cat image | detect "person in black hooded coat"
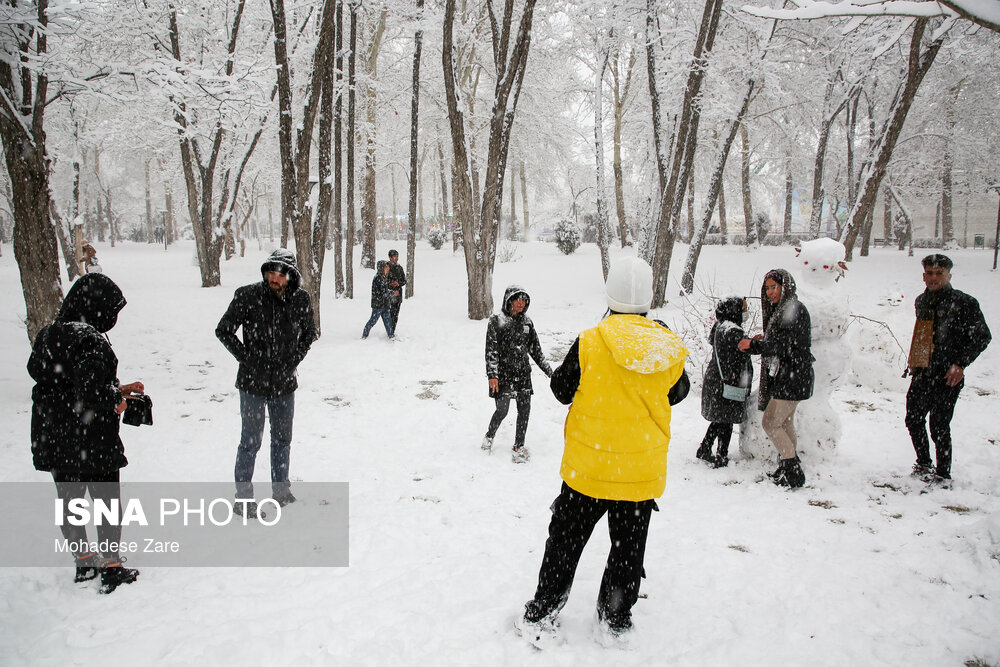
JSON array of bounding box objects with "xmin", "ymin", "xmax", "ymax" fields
[
  {"xmin": 483, "ymin": 285, "xmax": 553, "ymax": 462},
  {"xmin": 697, "ymin": 296, "xmax": 752, "ymax": 467},
  {"xmin": 217, "ymin": 248, "xmax": 316, "ymax": 510},
  {"xmin": 28, "ymin": 272, "xmax": 144, "ymax": 593}
]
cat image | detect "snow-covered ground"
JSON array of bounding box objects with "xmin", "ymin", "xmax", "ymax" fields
[{"xmin": 0, "ymin": 239, "xmax": 997, "ymax": 666}]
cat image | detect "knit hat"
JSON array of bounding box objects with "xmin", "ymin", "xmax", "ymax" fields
[{"xmin": 605, "ymin": 256, "xmax": 653, "ymax": 314}]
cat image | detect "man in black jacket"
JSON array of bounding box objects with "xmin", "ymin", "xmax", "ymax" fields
[
  {"xmin": 387, "ymin": 249, "xmax": 407, "ymax": 331},
  {"xmin": 216, "ymin": 249, "xmax": 317, "ymax": 513},
  {"xmin": 905, "ymin": 254, "xmax": 991, "ymax": 483}
]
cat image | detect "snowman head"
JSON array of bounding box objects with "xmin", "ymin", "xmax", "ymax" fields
[{"xmin": 795, "ymin": 238, "xmax": 848, "ymax": 283}]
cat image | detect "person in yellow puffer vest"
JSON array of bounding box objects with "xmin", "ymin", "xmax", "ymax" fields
[{"xmin": 516, "ymin": 256, "xmax": 690, "ymax": 646}]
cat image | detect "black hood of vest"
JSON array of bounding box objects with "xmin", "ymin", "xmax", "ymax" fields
[
  {"xmin": 260, "ymin": 248, "xmax": 302, "ymax": 292},
  {"xmin": 56, "ymin": 273, "xmax": 126, "ymax": 333}
]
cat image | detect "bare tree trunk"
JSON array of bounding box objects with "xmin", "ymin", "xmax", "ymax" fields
[
  {"xmin": 883, "ymin": 187, "xmax": 892, "ymax": 242},
  {"xmin": 646, "ymin": 0, "xmax": 723, "ymax": 306},
  {"xmin": 682, "ymin": 81, "xmax": 755, "ymax": 293},
  {"xmin": 508, "ymin": 162, "xmax": 517, "ymax": 239},
  {"xmin": 442, "ymin": 0, "xmax": 538, "ymax": 319},
  {"xmin": 346, "ymin": 0, "xmax": 358, "ymax": 298},
  {"xmin": 940, "ymin": 82, "xmax": 962, "ymax": 246},
  {"xmin": 718, "ymin": 179, "xmax": 728, "ymax": 244},
  {"xmin": 49, "ymin": 203, "xmax": 81, "ymax": 282},
  {"xmin": 783, "ymin": 156, "xmax": 793, "ymax": 241},
  {"xmin": 840, "ymin": 19, "xmax": 942, "ymax": 260},
  {"xmin": 144, "ymin": 159, "xmax": 154, "ymax": 242},
  {"xmin": 740, "ymin": 123, "xmax": 752, "ymax": 246},
  {"xmin": 360, "ymin": 8, "xmax": 387, "ymax": 270},
  {"xmin": 594, "ymin": 38, "xmax": 612, "ymax": 279},
  {"xmin": 406, "ymin": 0, "xmax": 423, "ymax": 299},
  {"xmin": 808, "ymin": 80, "xmax": 847, "ymax": 238},
  {"xmin": 519, "ymin": 161, "xmax": 529, "ymax": 237},
  {"xmin": 685, "ymin": 172, "xmax": 695, "ymax": 244},
  {"xmin": 611, "ymin": 47, "xmax": 636, "ymax": 248},
  {"xmin": 332, "ymin": 0, "xmax": 345, "ymax": 296}
]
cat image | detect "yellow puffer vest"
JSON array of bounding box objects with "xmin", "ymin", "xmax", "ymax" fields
[{"xmin": 560, "ymin": 315, "xmax": 688, "ymax": 501}]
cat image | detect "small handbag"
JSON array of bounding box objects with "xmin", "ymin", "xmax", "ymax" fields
[
  {"xmin": 122, "ymin": 394, "xmax": 154, "ymax": 427},
  {"xmin": 715, "ymin": 329, "xmax": 749, "ymax": 402}
]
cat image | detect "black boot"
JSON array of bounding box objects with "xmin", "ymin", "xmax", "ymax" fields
[
  {"xmin": 74, "ymin": 553, "xmax": 98, "ymax": 583},
  {"xmin": 773, "ymin": 457, "xmax": 805, "ymax": 489},
  {"xmin": 99, "ymin": 562, "xmax": 139, "ymax": 594},
  {"xmin": 695, "ymin": 442, "xmax": 714, "ymax": 464}
]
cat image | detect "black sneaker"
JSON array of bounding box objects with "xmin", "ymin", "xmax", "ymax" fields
[
  {"xmin": 74, "ymin": 566, "xmax": 98, "ymax": 583},
  {"xmin": 99, "ymin": 563, "xmax": 139, "ymax": 594},
  {"xmin": 273, "ymin": 492, "xmax": 296, "ymax": 507}
]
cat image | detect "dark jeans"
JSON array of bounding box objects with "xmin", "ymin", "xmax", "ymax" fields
[
  {"xmin": 526, "ymin": 483, "xmax": 655, "ymax": 626},
  {"xmin": 701, "ymin": 422, "xmax": 734, "ymax": 458},
  {"xmin": 905, "ymin": 371, "xmax": 962, "ymax": 477},
  {"xmin": 362, "ymin": 308, "xmax": 395, "ymax": 338},
  {"xmin": 389, "ymin": 301, "xmax": 401, "ymax": 330},
  {"xmin": 235, "ymin": 390, "xmax": 295, "ymax": 499},
  {"xmin": 52, "ymin": 469, "xmax": 122, "ymax": 562},
  {"xmin": 486, "ymin": 392, "xmax": 531, "ymax": 448}
]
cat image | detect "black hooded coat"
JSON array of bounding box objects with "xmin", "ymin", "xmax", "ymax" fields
[
  {"xmin": 370, "ymin": 260, "xmax": 395, "ymax": 309},
  {"xmin": 216, "ymin": 249, "xmax": 317, "ymax": 398},
  {"xmin": 701, "ymin": 296, "xmax": 753, "ymax": 424},
  {"xmin": 28, "ymin": 273, "xmax": 129, "ymax": 473},
  {"xmin": 485, "ymin": 285, "xmax": 553, "ymax": 396},
  {"xmin": 748, "ymin": 269, "xmax": 814, "ymax": 408}
]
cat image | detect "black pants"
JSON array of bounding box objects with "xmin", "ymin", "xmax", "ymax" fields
[
  {"xmin": 486, "ymin": 392, "xmax": 531, "ymax": 448},
  {"xmin": 701, "ymin": 422, "xmax": 733, "ymax": 458},
  {"xmin": 52, "ymin": 469, "xmax": 122, "ymax": 562},
  {"xmin": 527, "ymin": 483, "xmax": 655, "ymax": 625},
  {"xmin": 905, "ymin": 371, "xmax": 962, "ymax": 477},
  {"xmin": 389, "ymin": 301, "xmax": 401, "ymax": 330}
]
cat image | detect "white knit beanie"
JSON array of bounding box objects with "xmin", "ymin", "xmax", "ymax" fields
[{"xmin": 605, "ymin": 256, "xmax": 653, "ymax": 313}]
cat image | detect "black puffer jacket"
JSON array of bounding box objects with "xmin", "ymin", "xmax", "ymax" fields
[
  {"xmin": 485, "ymin": 285, "xmax": 553, "ymax": 396},
  {"xmin": 388, "ymin": 261, "xmax": 406, "ymax": 304},
  {"xmin": 748, "ymin": 270, "xmax": 814, "ymax": 408},
  {"xmin": 702, "ymin": 296, "xmax": 753, "ymax": 424},
  {"xmin": 913, "ymin": 285, "xmax": 991, "ymax": 379},
  {"xmin": 216, "ymin": 249, "xmax": 317, "ymax": 398},
  {"xmin": 28, "ymin": 273, "xmax": 128, "ymax": 474},
  {"xmin": 370, "ymin": 261, "xmax": 395, "ymax": 309}
]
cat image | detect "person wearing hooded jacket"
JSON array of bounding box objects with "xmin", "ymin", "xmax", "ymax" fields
[
  {"xmin": 28, "ymin": 273, "xmax": 144, "ymax": 594},
  {"xmin": 739, "ymin": 269, "xmax": 814, "ymax": 488},
  {"xmin": 216, "ymin": 249, "xmax": 316, "ymax": 513},
  {"xmin": 697, "ymin": 296, "xmax": 752, "ymax": 468},
  {"xmin": 483, "ymin": 285, "xmax": 553, "ymax": 463},
  {"xmin": 517, "ymin": 257, "xmax": 690, "ymax": 644},
  {"xmin": 362, "ymin": 260, "xmax": 398, "ymax": 340}
]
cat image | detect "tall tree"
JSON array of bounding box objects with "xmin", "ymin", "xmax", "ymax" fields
[
  {"xmin": 442, "ymin": 0, "xmax": 538, "ymax": 319},
  {"xmin": 406, "ymin": 0, "xmax": 425, "ymax": 298},
  {"xmin": 0, "ymin": 0, "xmax": 64, "ymax": 341}
]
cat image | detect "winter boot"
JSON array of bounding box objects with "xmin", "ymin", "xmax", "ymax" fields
[
  {"xmin": 273, "ymin": 491, "xmax": 296, "ymax": 507},
  {"xmin": 99, "ymin": 561, "xmax": 139, "ymax": 595},
  {"xmin": 74, "ymin": 553, "xmax": 98, "ymax": 583},
  {"xmin": 481, "ymin": 436, "xmax": 494, "ymax": 453},
  {"xmin": 233, "ymin": 499, "xmax": 259, "ymax": 520},
  {"xmin": 911, "ymin": 462, "xmax": 935, "ymax": 480},
  {"xmin": 512, "ymin": 446, "xmax": 530, "ymax": 464},
  {"xmin": 712, "ymin": 455, "xmax": 729, "ymax": 469},
  {"xmin": 773, "ymin": 457, "xmax": 805, "ymax": 489},
  {"xmin": 695, "ymin": 442, "xmax": 714, "ymax": 464},
  {"xmin": 516, "ymin": 601, "xmax": 561, "ymax": 649}
]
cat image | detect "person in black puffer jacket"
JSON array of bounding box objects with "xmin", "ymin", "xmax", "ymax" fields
[
  {"xmin": 28, "ymin": 273, "xmax": 144, "ymax": 593},
  {"xmin": 483, "ymin": 285, "xmax": 553, "ymax": 462},
  {"xmin": 217, "ymin": 249, "xmax": 317, "ymax": 512},
  {"xmin": 739, "ymin": 269, "xmax": 814, "ymax": 488},
  {"xmin": 362, "ymin": 260, "xmax": 398, "ymax": 340},
  {"xmin": 697, "ymin": 296, "xmax": 752, "ymax": 468}
]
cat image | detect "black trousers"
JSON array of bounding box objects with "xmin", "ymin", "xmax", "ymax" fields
[
  {"xmin": 527, "ymin": 483, "xmax": 655, "ymax": 624},
  {"xmin": 52, "ymin": 469, "xmax": 122, "ymax": 562},
  {"xmin": 701, "ymin": 422, "xmax": 733, "ymax": 458},
  {"xmin": 486, "ymin": 392, "xmax": 531, "ymax": 448},
  {"xmin": 905, "ymin": 371, "xmax": 962, "ymax": 477},
  {"xmin": 389, "ymin": 301, "xmax": 401, "ymax": 330}
]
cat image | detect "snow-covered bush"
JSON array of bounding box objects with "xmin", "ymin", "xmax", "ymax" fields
[
  {"xmin": 426, "ymin": 227, "xmax": 447, "ymax": 250},
  {"xmin": 554, "ymin": 219, "xmax": 581, "ymax": 255}
]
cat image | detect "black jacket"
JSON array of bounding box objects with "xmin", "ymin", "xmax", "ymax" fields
[
  {"xmin": 486, "ymin": 285, "xmax": 553, "ymax": 396},
  {"xmin": 748, "ymin": 270, "xmax": 814, "ymax": 407},
  {"xmin": 216, "ymin": 249, "xmax": 316, "ymax": 398},
  {"xmin": 370, "ymin": 261, "xmax": 395, "ymax": 309},
  {"xmin": 551, "ymin": 317, "xmax": 690, "ymax": 406},
  {"xmin": 702, "ymin": 297, "xmax": 753, "ymax": 424},
  {"xmin": 914, "ymin": 285, "xmax": 991, "ymax": 379},
  {"xmin": 28, "ymin": 273, "xmax": 129, "ymax": 474},
  {"xmin": 388, "ymin": 262, "xmax": 407, "ymax": 304}
]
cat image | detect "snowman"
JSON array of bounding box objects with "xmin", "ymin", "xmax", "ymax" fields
[{"xmin": 740, "ymin": 238, "xmax": 849, "ymax": 463}]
